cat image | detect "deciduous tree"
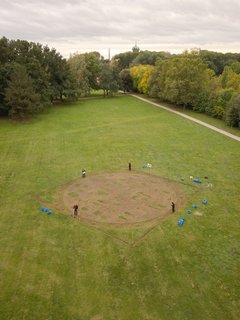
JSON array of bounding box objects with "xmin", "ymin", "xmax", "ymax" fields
[
  {"xmin": 5, "ymin": 64, "xmax": 41, "ymax": 119},
  {"xmin": 99, "ymin": 63, "xmax": 119, "ymax": 97}
]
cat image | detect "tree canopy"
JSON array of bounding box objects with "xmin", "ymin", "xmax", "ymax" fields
[
  {"xmin": 0, "ymin": 37, "xmax": 77, "ymax": 118},
  {"xmin": 5, "ymin": 64, "xmax": 41, "ymax": 119}
]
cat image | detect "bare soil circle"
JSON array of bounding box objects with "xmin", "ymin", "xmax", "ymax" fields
[{"xmin": 61, "ymin": 171, "xmax": 185, "ymax": 225}]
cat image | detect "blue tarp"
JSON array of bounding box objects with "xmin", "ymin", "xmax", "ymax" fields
[
  {"xmin": 178, "ymin": 217, "xmax": 185, "ymax": 227},
  {"xmin": 193, "ymin": 178, "xmax": 202, "ymax": 184},
  {"xmin": 40, "ymin": 207, "xmax": 53, "ymax": 215}
]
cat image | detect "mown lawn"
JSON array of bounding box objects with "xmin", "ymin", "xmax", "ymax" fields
[{"xmin": 0, "ymin": 95, "xmax": 239, "ymax": 320}]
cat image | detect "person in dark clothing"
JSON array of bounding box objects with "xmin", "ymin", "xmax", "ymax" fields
[
  {"xmin": 73, "ymin": 204, "xmax": 78, "ymax": 217},
  {"xmin": 82, "ymin": 168, "xmax": 86, "ymax": 177},
  {"xmin": 128, "ymin": 162, "xmax": 132, "ymax": 171},
  {"xmin": 171, "ymin": 202, "xmax": 175, "ymax": 213}
]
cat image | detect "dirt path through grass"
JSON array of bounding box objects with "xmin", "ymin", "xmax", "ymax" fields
[{"xmin": 131, "ymin": 94, "xmax": 240, "ymax": 142}]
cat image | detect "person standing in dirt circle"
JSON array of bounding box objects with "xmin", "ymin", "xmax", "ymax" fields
[
  {"xmin": 171, "ymin": 202, "xmax": 175, "ymax": 213},
  {"xmin": 128, "ymin": 162, "xmax": 132, "ymax": 171},
  {"xmin": 73, "ymin": 204, "xmax": 78, "ymax": 217},
  {"xmin": 82, "ymin": 168, "xmax": 86, "ymax": 177}
]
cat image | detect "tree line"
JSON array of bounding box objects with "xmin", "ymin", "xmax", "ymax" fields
[
  {"xmin": 0, "ymin": 37, "xmax": 121, "ymax": 119},
  {"xmin": 1, "ymin": 37, "xmax": 240, "ymax": 127},
  {"xmin": 114, "ymin": 47, "xmax": 240, "ymax": 128}
]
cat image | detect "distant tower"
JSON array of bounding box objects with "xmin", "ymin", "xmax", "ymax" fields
[
  {"xmin": 132, "ymin": 41, "xmax": 140, "ymax": 53},
  {"xmin": 108, "ymin": 48, "xmax": 111, "ymax": 61}
]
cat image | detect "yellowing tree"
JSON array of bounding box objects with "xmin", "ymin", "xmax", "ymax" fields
[
  {"xmin": 130, "ymin": 65, "xmax": 154, "ymax": 94},
  {"xmin": 220, "ymin": 66, "xmax": 240, "ymax": 90}
]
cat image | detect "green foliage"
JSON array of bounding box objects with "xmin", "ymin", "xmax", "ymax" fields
[
  {"xmin": 0, "ymin": 63, "xmax": 12, "ymax": 114},
  {"xmin": 131, "ymin": 50, "xmax": 171, "ymax": 66},
  {"xmin": 99, "ymin": 63, "xmax": 120, "ymax": 96},
  {"xmin": 225, "ymin": 94, "xmax": 240, "ymax": 127},
  {"xmin": 208, "ymin": 89, "xmax": 235, "ymax": 119},
  {"xmin": 84, "ymin": 52, "xmax": 103, "ymax": 89},
  {"xmin": 43, "ymin": 47, "xmax": 75, "ymax": 101},
  {"xmin": 218, "ymin": 88, "xmax": 235, "ymax": 106},
  {"xmin": 192, "ymin": 91, "xmax": 212, "ymax": 113},
  {"xmin": 68, "ymin": 52, "xmax": 103, "ymax": 96},
  {"xmin": 231, "ymin": 62, "xmax": 240, "ymax": 74},
  {"xmin": 119, "ymin": 69, "xmax": 133, "ymax": 92},
  {"xmin": 0, "ymin": 37, "xmax": 10, "ymax": 64},
  {"xmin": 148, "ymin": 67, "xmax": 161, "ymax": 98},
  {"xmin": 68, "ymin": 53, "xmax": 91, "ymax": 95},
  {"xmin": 112, "ymin": 51, "xmax": 140, "ymax": 70},
  {"xmin": 0, "ymin": 37, "xmax": 77, "ymax": 118},
  {"xmin": 113, "ymin": 50, "xmax": 172, "ymax": 71},
  {"xmin": 4, "ymin": 64, "xmax": 41, "ymax": 119},
  {"xmin": 199, "ymin": 50, "xmax": 240, "ymax": 75},
  {"xmin": 220, "ymin": 66, "xmax": 240, "ymax": 91},
  {"xmin": 149, "ymin": 57, "xmax": 213, "ymax": 108}
]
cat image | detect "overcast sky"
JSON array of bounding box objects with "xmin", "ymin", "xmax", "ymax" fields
[{"xmin": 1, "ymin": 0, "xmax": 240, "ymax": 58}]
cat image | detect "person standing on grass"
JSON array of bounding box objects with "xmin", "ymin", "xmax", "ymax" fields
[
  {"xmin": 171, "ymin": 202, "xmax": 175, "ymax": 213},
  {"xmin": 128, "ymin": 162, "xmax": 132, "ymax": 171},
  {"xmin": 73, "ymin": 204, "xmax": 78, "ymax": 217}
]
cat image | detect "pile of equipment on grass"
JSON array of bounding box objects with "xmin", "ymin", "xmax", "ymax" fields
[
  {"xmin": 41, "ymin": 207, "xmax": 53, "ymax": 215},
  {"xmin": 178, "ymin": 198, "xmax": 208, "ymax": 227},
  {"xmin": 177, "ymin": 173, "xmax": 212, "ymax": 227},
  {"xmin": 142, "ymin": 163, "xmax": 152, "ymax": 168},
  {"xmin": 180, "ymin": 175, "xmax": 213, "ymax": 188}
]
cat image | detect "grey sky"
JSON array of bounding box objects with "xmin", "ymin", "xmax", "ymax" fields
[{"xmin": 1, "ymin": 0, "xmax": 240, "ymax": 58}]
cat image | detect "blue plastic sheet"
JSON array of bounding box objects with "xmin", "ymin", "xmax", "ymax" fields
[
  {"xmin": 193, "ymin": 178, "xmax": 202, "ymax": 184},
  {"xmin": 178, "ymin": 217, "xmax": 185, "ymax": 227},
  {"xmin": 40, "ymin": 207, "xmax": 53, "ymax": 215}
]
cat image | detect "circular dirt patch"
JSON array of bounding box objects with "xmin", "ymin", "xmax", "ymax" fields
[{"xmin": 61, "ymin": 171, "xmax": 185, "ymax": 225}]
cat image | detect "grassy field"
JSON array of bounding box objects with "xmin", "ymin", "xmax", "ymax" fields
[{"xmin": 0, "ymin": 95, "xmax": 240, "ymax": 320}]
